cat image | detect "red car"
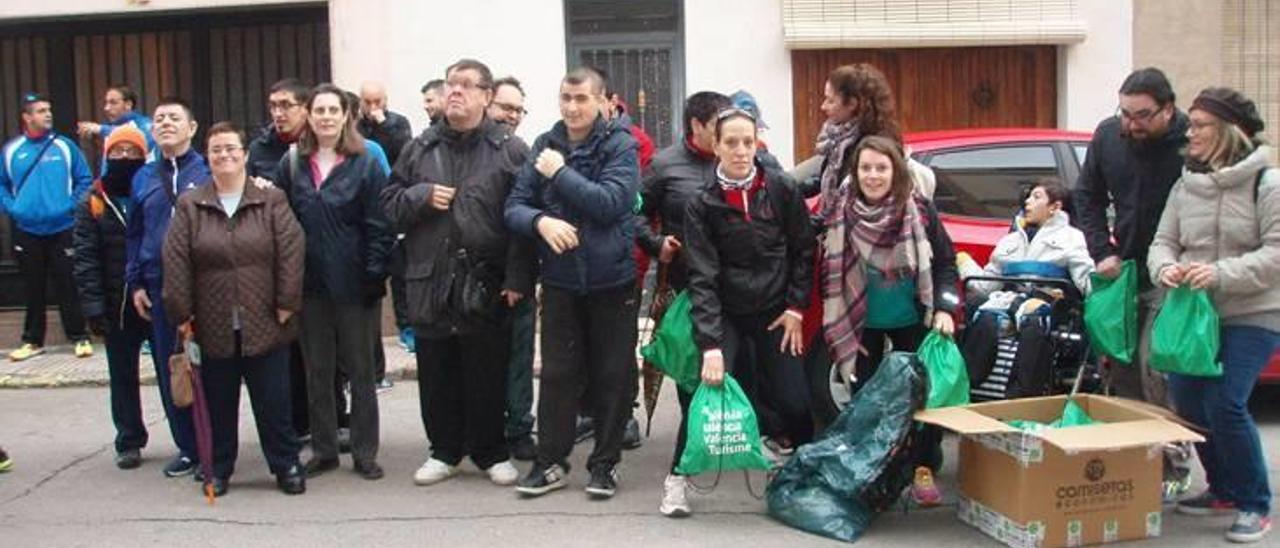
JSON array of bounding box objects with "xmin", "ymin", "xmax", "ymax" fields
[{"xmin": 904, "ymin": 127, "xmax": 1279, "ymax": 383}]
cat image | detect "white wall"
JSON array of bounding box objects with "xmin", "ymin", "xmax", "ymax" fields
[
  {"xmin": 1058, "ymin": 0, "xmax": 1134, "ymax": 132},
  {"xmin": 683, "ymin": 0, "xmax": 794, "ymax": 167},
  {"xmin": 328, "ymin": 0, "xmax": 568, "ymax": 144}
]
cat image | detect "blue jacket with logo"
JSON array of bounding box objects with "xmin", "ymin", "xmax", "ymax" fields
[
  {"xmin": 0, "ymin": 132, "xmax": 93, "ymax": 236},
  {"xmin": 505, "ymin": 116, "xmax": 640, "ymax": 293},
  {"xmin": 125, "ymin": 149, "xmax": 210, "ymax": 289}
]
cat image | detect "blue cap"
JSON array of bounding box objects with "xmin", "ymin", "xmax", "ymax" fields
[
  {"xmin": 729, "ymin": 90, "xmax": 767, "ymax": 129},
  {"xmin": 20, "ymin": 92, "xmax": 48, "ymax": 109}
]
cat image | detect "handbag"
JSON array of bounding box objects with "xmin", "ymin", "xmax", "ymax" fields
[
  {"xmin": 449, "ymin": 249, "xmax": 503, "ymax": 324},
  {"xmin": 169, "ymin": 325, "xmax": 197, "ymax": 408}
]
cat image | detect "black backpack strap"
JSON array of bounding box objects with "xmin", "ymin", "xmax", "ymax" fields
[
  {"xmin": 1255, "ymin": 167, "xmax": 1270, "ymax": 204},
  {"xmin": 10, "ymin": 135, "xmax": 58, "ymax": 196}
]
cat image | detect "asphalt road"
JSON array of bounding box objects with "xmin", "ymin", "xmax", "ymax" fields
[{"xmin": 1, "ymin": 382, "xmax": 1278, "ymax": 547}]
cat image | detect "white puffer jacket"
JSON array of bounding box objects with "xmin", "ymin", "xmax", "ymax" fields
[
  {"xmin": 1148, "ymin": 145, "xmax": 1280, "ymax": 330},
  {"xmin": 960, "ymin": 210, "xmax": 1095, "ymax": 296}
]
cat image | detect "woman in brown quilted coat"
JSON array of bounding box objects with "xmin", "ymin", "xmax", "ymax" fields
[{"xmin": 162, "ymin": 121, "xmax": 306, "ymax": 498}]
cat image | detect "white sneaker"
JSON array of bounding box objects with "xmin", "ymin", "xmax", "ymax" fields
[
  {"xmin": 486, "ymin": 460, "xmax": 520, "ymax": 486},
  {"xmin": 413, "ymin": 458, "xmax": 457, "ymax": 486},
  {"xmin": 659, "ymin": 474, "xmax": 691, "ymax": 517}
]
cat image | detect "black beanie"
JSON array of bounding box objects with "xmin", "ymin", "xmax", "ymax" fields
[{"xmin": 1191, "ymin": 87, "xmax": 1266, "ymax": 137}]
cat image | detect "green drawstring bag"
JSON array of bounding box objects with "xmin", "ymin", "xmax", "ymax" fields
[
  {"xmin": 918, "ymin": 330, "xmax": 970, "ymax": 408},
  {"xmin": 1150, "ymin": 285, "xmax": 1222, "ymax": 377},
  {"xmin": 676, "ymin": 375, "xmax": 772, "ymax": 476},
  {"xmin": 1084, "ymin": 259, "xmax": 1139, "ymax": 364},
  {"xmin": 639, "ymin": 291, "xmax": 700, "ymax": 394}
]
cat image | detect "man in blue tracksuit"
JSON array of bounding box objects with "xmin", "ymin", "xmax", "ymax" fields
[
  {"xmin": 0, "ymin": 93, "xmax": 94, "ymax": 362},
  {"xmin": 124, "ymin": 97, "xmax": 209, "ymax": 478},
  {"xmin": 77, "ymin": 85, "xmax": 157, "ymax": 172}
]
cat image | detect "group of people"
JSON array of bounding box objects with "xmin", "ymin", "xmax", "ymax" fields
[{"xmin": 1, "ymin": 56, "xmax": 1277, "ymax": 544}]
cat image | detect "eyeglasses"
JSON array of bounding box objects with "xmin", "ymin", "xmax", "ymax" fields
[
  {"xmin": 208, "ymin": 145, "xmax": 243, "ymax": 156},
  {"xmin": 445, "ymin": 79, "xmax": 490, "ymax": 92},
  {"xmin": 492, "ymin": 102, "xmax": 527, "ymax": 116},
  {"xmin": 1115, "ymin": 105, "xmax": 1163, "ymax": 123},
  {"xmin": 268, "ymin": 101, "xmax": 301, "ymax": 113}
]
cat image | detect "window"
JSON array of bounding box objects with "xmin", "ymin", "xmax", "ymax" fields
[
  {"xmin": 927, "ymin": 145, "xmax": 1059, "ymax": 218},
  {"xmin": 1073, "ymin": 144, "xmax": 1088, "ymax": 167}
]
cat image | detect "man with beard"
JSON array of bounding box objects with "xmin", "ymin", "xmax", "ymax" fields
[
  {"xmin": 421, "ymin": 80, "xmax": 445, "ymax": 127},
  {"xmin": 1072, "ymin": 67, "xmax": 1192, "ymax": 500}
]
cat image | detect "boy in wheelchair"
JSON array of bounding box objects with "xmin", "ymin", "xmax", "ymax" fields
[{"xmin": 955, "ymin": 178, "xmax": 1096, "ymax": 400}]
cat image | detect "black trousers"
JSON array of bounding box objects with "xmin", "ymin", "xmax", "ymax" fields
[
  {"xmin": 671, "ymin": 309, "xmax": 813, "ymax": 471},
  {"xmin": 853, "ymin": 323, "xmax": 943, "ymax": 471},
  {"xmin": 14, "ymin": 228, "xmax": 86, "ymax": 344},
  {"xmin": 300, "ymin": 298, "xmax": 380, "ymax": 463},
  {"xmin": 418, "ymin": 328, "xmax": 511, "ymax": 468},
  {"xmin": 202, "ymin": 340, "xmax": 301, "ymax": 479},
  {"xmin": 105, "ymin": 306, "xmax": 151, "ymax": 453},
  {"xmin": 536, "ymin": 284, "xmax": 638, "ymax": 472}
]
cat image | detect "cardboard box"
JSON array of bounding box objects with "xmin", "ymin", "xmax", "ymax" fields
[{"xmin": 916, "ymin": 395, "xmax": 1204, "ymax": 548}]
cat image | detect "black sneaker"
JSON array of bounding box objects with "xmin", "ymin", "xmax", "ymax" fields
[
  {"xmin": 574, "ymin": 417, "xmax": 595, "ymax": 444},
  {"xmin": 1178, "ymin": 491, "xmax": 1238, "ymax": 516},
  {"xmin": 509, "ymin": 435, "xmax": 537, "ymax": 462},
  {"xmin": 585, "ymin": 466, "xmax": 618, "ymax": 499},
  {"xmin": 203, "ymin": 477, "xmax": 229, "ymax": 498},
  {"xmin": 163, "ymin": 455, "xmax": 196, "ymax": 478},
  {"xmin": 622, "ymin": 417, "xmax": 643, "ymax": 450},
  {"xmin": 353, "ymin": 460, "xmax": 384, "ymax": 481},
  {"xmin": 515, "ymin": 463, "xmax": 568, "ymax": 497},
  {"xmin": 276, "ymin": 465, "xmax": 306, "ymax": 495},
  {"xmin": 304, "ymin": 456, "xmax": 340, "ymax": 478},
  {"xmin": 115, "ymin": 449, "xmax": 142, "ymax": 470}
]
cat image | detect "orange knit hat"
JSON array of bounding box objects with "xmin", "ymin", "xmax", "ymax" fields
[{"xmin": 103, "ymin": 125, "xmax": 148, "ymax": 156}]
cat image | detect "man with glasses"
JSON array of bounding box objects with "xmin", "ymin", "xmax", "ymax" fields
[
  {"xmin": 248, "ymin": 79, "xmax": 310, "ymax": 181},
  {"xmin": 485, "ymin": 75, "xmax": 538, "ymax": 462},
  {"xmin": 1072, "ymin": 67, "xmax": 1192, "ymax": 500},
  {"xmin": 488, "ymin": 77, "xmax": 527, "ymax": 131},
  {"xmin": 1, "ymin": 93, "xmax": 94, "ymax": 362},
  {"xmin": 382, "ymin": 59, "xmax": 533, "ymax": 488}
]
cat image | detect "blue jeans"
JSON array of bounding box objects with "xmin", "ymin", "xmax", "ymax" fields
[
  {"xmin": 145, "ymin": 280, "xmax": 196, "ymax": 459},
  {"xmin": 1168, "ymin": 325, "xmax": 1279, "ymax": 514}
]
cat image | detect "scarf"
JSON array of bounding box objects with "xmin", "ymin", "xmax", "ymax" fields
[
  {"xmin": 815, "ymin": 119, "xmax": 862, "ymax": 223},
  {"xmin": 716, "ymin": 164, "xmax": 757, "ymax": 190},
  {"xmin": 822, "ymin": 190, "xmax": 934, "ymax": 381}
]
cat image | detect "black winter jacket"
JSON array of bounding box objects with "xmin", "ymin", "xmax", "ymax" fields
[
  {"xmin": 246, "ymin": 127, "xmax": 291, "ymax": 182},
  {"xmin": 1072, "ymin": 111, "xmax": 1189, "ymax": 289},
  {"xmin": 381, "ymin": 118, "xmax": 534, "ymax": 336},
  {"xmin": 274, "ymin": 148, "xmax": 394, "ymax": 304},
  {"xmin": 635, "ymin": 139, "xmax": 785, "ymax": 288},
  {"xmin": 73, "ymin": 182, "xmax": 136, "ymax": 329},
  {"xmin": 358, "ymin": 110, "xmax": 412, "ymax": 169},
  {"xmin": 505, "ymin": 116, "xmax": 640, "ymax": 293},
  {"xmin": 684, "ymin": 165, "xmax": 815, "ymax": 350}
]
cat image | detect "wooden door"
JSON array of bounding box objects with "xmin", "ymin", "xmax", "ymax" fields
[{"xmin": 790, "ymin": 46, "xmax": 1057, "ymax": 161}]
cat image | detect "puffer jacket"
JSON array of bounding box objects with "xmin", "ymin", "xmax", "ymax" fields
[
  {"xmin": 162, "ymin": 181, "xmax": 304, "ymax": 360},
  {"xmin": 1148, "ymin": 145, "xmax": 1280, "ymax": 330},
  {"xmin": 961, "ymin": 210, "xmax": 1095, "ymax": 295},
  {"xmin": 72, "ymin": 181, "xmax": 133, "ymax": 326},
  {"xmin": 381, "ymin": 118, "xmax": 534, "ymax": 336},
  {"xmin": 505, "ymin": 116, "xmax": 640, "ymax": 293},
  {"xmin": 274, "ymin": 147, "xmax": 394, "ymax": 303},
  {"xmin": 684, "ymin": 164, "xmax": 814, "ymax": 350},
  {"xmin": 124, "ymin": 150, "xmax": 210, "ymax": 289}
]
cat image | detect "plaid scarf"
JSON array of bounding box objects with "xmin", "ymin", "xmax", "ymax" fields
[
  {"xmin": 815, "ymin": 119, "xmax": 862, "ymax": 223},
  {"xmin": 822, "ymin": 190, "xmax": 934, "ymax": 381}
]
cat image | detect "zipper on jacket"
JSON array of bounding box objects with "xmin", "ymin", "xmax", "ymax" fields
[
  {"xmin": 170, "ymin": 157, "xmax": 179, "ymax": 217},
  {"xmin": 227, "ymin": 206, "xmax": 244, "ymax": 333},
  {"xmin": 104, "ymin": 193, "xmax": 131, "ymax": 329}
]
